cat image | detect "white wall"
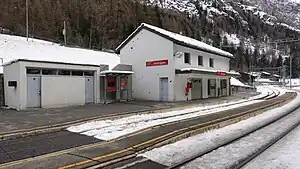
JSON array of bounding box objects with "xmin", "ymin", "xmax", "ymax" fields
[
  {"xmin": 174, "ymin": 44, "xmax": 230, "ymax": 72},
  {"xmin": 4, "ymin": 62, "xmax": 21, "ymax": 109},
  {"xmin": 120, "ymin": 29, "xmax": 175, "ymax": 101},
  {"xmin": 41, "ymin": 76, "xmax": 85, "ymax": 108},
  {"xmin": 4, "ymin": 61, "xmax": 101, "ymax": 109}
]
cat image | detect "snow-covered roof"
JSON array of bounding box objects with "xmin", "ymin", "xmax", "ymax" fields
[
  {"xmin": 255, "ymin": 78, "xmax": 272, "ymax": 82},
  {"xmin": 116, "ymin": 23, "xmax": 233, "ymax": 59},
  {"xmin": 230, "ymin": 77, "xmax": 246, "ymax": 87},
  {"xmin": 0, "ymin": 34, "xmax": 120, "ymax": 73},
  {"xmin": 261, "ymin": 71, "xmax": 271, "ymax": 75},
  {"xmin": 273, "ymin": 74, "xmax": 281, "ymax": 78},
  {"xmin": 179, "ymin": 68, "xmax": 240, "ymax": 76},
  {"xmin": 250, "ymin": 72, "xmax": 260, "ymax": 77}
]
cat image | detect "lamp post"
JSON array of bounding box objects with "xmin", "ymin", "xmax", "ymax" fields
[
  {"xmin": 290, "ymin": 55, "xmax": 292, "ymax": 89},
  {"xmin": 26, "ymin": 0, "xmax": 29, "ymax": 41}
]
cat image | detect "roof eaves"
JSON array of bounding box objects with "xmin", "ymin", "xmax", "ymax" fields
[{"xmin": 115, "ymin": 24, "xmax": 145, "ymax": 53}]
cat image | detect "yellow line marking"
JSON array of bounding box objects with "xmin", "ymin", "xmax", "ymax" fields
[{"xmin": 58, "ymin": 148, "xmax": 133, "ymax": 169}]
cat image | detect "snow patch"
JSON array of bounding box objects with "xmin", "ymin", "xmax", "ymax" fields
[
  {"xmin": 141, "ymin": 89, "xmax": 298, "ymax": 167},
  {"xmin": 0, "ymin": 34, "xmax": 120, "ymax": 73}
]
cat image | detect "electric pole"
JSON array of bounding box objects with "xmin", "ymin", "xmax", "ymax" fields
[
  {"xmin": 63, "ymin": 21, "xmax": 67, "ymax": 46},
  {"xmin": 290, "ymin": 55, "xmax": 292, "ymax": 89},
  {"xmin": 26, "ymin": 0, "xmax": 29, "ymax": 41}
]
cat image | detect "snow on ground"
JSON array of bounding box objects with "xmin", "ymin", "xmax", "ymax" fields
[
  {"xmin": 141, "ymin": 90, "xmax": 299, "ymax": 167},
  {"xmin": 0, "ymin": 34, "xmax": 120, "ymax": 73},
  {"xmin": 179, "ymin": 95, "xmax": 300, "ymax": 169},
  {"xmin": 68, "ymin": 99, "xmax": 261, "ymax": 141},
  {"xmin": 67, "ymin": 87, "xmax": 273, "ymax": 141},
  {"xmin": 242, "ymin": 125, "xmax": 300, "ymax": 169}
]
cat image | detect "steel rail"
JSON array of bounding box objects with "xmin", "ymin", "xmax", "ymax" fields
[
  {"xmin": 167, "ymin": 92, "xmax": 297, "ymax": 169},
  {"xmin": 84, "ymin": 92, "xmax": 292, "ymax": 169}
]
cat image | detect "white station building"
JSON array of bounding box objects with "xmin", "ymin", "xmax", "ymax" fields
[
  {"xmin": 1, "ymin": 23, "xmax": 238, "ymax": 109},
  {"xmin": 1, "ymin": 34, "xmax": 133, "ymax": 110},
  {"xmin": 117, "ymin": 23, "xmax": 239, "ymax": 101}
]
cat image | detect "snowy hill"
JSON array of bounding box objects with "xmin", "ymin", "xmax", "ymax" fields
[
  {"xmin": 0, "ymin": 34, "xmax": 120, "ymax": 73},
  {"xmin": 148, "ymin": 0, "xmax": 300, "ymax": 57}
]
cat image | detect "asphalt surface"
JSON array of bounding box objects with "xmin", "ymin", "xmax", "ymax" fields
[
  {"xmin": 0, "ymin": 93, "xmax": 256, "ymax": 134},
  {"xmin": 102, "ymin": 157, "xmax": 167, "ymax": 169},
  {"xmin": 0, "ymin": 131, "xmax": 101, "ymax": 164}
]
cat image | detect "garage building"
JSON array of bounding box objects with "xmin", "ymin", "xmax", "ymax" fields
[{"xmin": 117, "ymin": 23, "xmax": 239, "ymax": 101}]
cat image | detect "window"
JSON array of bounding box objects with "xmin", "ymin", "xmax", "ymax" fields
[
  {"xmin": 26, "ymin": 68, "xmax": 40, "ymax": 74},
  {"xmin": 72, "ymin": 70, "xmax": 84, "ymax": 76},
  {"xmin": 221, "ymin": 79, "xmax": 227, "ymax": 89},
  {"xmin": 58, "ymin": 70, "xmax": 71, "ymax": 76},
  {"xmin": 198, "ymin": 55, "xmax": 203, "ymax": 66},
  {"xmin": 84, "ymin": 71, "xmax": 94, "ymax": 76},
  {"xmin": 209, "ymin": 58, "xmax": 214, "ymax": 68},
  {"xmin": 184, "ymin": 52, "xmax": 191, "ymax": 64},
  {"xmin": 42, "ymin": 69, "xmax": 57, "ymax": 75}
]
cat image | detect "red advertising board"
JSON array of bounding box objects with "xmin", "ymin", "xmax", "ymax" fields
[
  {"xmin": 216, "ymin": 71, "xmax": 227, "ymax": 76},
  {"xmin": 146, "ymin": 60, "xmax": 168, "ymax": 67}
]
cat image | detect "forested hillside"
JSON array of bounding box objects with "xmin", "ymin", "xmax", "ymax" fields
[{"xmin": 1, "ymin": 0, "xmax": 300, "ymax": 76}]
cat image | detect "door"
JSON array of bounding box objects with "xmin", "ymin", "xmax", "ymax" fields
[
  {"xmin": 27, "ymin": 76, "xmax": 41, "ymax": 108},
  {"xmin": 160, "ymin": 78, "xmax": 168, "ymax": 101},
  {"xmin": 192, "ymin": 79, "xmax": 202, "ymax": 100},
  {"xmin": 85, "ymin": 76, "xmax": 94, "ymax": 104},
  {"xmin": 100, "ymin": 76, "xmax": 105, "ymax": 102}
]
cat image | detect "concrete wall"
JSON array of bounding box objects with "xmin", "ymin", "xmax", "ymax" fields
[
  {"xmin": 174, "ymin": 44, "xmax": 230, "ymax": 72},
  {"xmin": 120, "ymin": 29, "xmax": 175, "ymax": 101},
  {"xmin": 4, "ymin": 62, "xmax": 21, "ymax": 109},
  {"xmin": 41, "ymin": 76, "xmax": 85, "ymax": 108},
  {"xmin": 4, "ymin": 60, "xmax": 101, "ymax": 109}
]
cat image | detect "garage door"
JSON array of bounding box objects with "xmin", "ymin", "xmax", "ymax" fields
[{"xmin": 191, "ymin": 79, "xmax": 202, "ymax": 100}]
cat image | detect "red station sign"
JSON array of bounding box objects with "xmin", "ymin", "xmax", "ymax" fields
[
  {"xmin": 216, "ymin": 71, "xmax": 227, "ymax": 76},
  {"xmin": 146, "ymin": 60, "xmax": 168, "ymax": 67}
]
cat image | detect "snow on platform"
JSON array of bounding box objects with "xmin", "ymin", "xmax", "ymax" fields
[
  {"xmin": 67, "ymin": 87, "xmax": 272, "ymax": 141},
  {"xmin": 0, "ymin": 34, "xmax": 120, "ymax": 73},
  {"xmin": 141, "ymin": 88, "xmax": 296, "ymax": 167}
]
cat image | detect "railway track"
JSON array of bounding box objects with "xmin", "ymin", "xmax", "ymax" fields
[
  {"xmin": 166, "ymin": 92, "xmax": 298, "ymax": 169},
  {"xmin": 80, "ymin": 91, "xmax": 294, "ymax": 169},
  {"xmin": 0, "ymin": 89, "xmax": 266, "ymax": 142},
  {"xmin": 0, "ymin": 89, "xmax": 275, "ymax": 169}
]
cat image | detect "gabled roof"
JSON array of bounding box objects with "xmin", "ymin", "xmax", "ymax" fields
[
  {"xmin": 0, "ymin": 33, "xmax": 120, "ymax": 73},
  {"xmin": 116, "ymin": 23, "xmax": 234, "ymax": 59}
]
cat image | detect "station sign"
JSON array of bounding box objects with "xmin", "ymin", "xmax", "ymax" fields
[
  {"xmin": 216, "ymin": 71, "xmax": 227, "ymax": 76},
  {"xmin": 146, "ymin": 60, "xmax": 168, "ymax": 67}
]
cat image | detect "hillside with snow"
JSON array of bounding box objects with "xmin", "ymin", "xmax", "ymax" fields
[
  {"xmin": 0, "ymin": 34, "xmax": 120, "ymax": 73},
  {"xmin": 148, "ymin": 0, "xmax": 300, "ymax": 68}
]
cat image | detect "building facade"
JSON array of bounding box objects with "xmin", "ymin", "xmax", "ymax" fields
[
  {"xmin": 117, "ymin": 23, "xmax": 238, "ymax": 102},
  {"xmin": 4, "ymin": 59, "xmax": 133, "ymax": 110}
]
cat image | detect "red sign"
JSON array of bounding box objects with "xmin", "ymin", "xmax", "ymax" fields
[
  {"xmin": 146, "ymin": 60, "xmax": 168, "ymax": 67},
  {"xmin": 216, "ymin": 72, "xmax": 227, "ymax": 76}
]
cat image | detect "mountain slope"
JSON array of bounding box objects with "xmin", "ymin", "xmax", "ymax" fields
[{"xmin": 0, "ymin": 0, "xmax": 300, "ymax": 75}]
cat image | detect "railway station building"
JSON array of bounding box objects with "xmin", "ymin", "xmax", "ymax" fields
[
  {"xmin": 2, "ymin": 23, "xmax": 238, "ymax": 110},
  {"xmin": 117, "ymin": 23, "xmax": 239, "ymax": 101},
  {"xmin": 3, "ymin": 52, "xmax": 133, "ymax": 110}
]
